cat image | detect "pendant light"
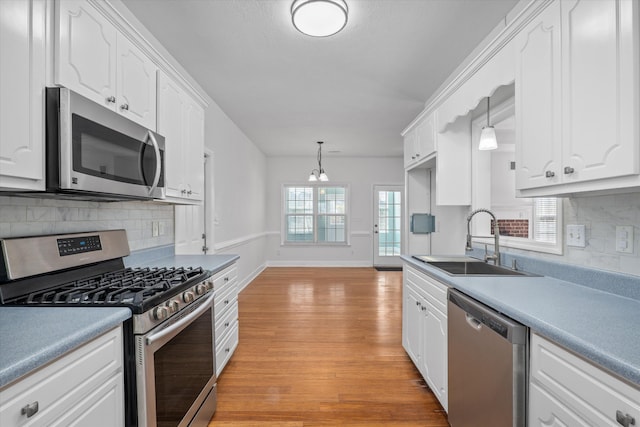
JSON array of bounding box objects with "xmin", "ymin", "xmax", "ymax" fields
[
  {"xmin": 478, "ymin": 97, "xmax": 498, "ymax": 151},
  {"xmin": 308, "ymin": 141, "xmax": 329, "ymax": 182},
  {"xmin": 291, "ymin": 0, "xmax": 348, "ymax": 37}
]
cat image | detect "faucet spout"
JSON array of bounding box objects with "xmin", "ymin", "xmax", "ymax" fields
[{"xmin": 465, "ymin": 208, "xmax": 501, "ymax": 266}]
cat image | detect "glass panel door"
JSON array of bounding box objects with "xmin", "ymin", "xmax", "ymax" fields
[{"xmin": 374, "ymin": 185, "xmax": 403, "ymax": 267}]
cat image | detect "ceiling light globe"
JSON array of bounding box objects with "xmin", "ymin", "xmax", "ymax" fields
[
  {"xmin": 309, "ymin": 172, "xmax": 318, "ymax": 182},
  {"xmin": 478, "ymin": 126, "xmax": 498, "ymax": 151},
  {"xmin": 319, "ymin": 172, "xmax": 329, "ymax": 181},
  {"xmin": 292, "ymin": 0, "xmax": 348, "ymax": 37}
]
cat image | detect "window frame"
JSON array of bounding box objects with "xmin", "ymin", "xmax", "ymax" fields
[{"xmin": 281, "ymin": 183, "xmax": 350, "ymax": 246}]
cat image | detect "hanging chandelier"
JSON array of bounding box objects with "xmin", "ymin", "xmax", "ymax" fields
[{"xmin": 308, "ymin": 141, "xmax": 329, "ymax": 181}]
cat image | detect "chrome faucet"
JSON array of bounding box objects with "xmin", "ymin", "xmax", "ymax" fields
[{"xmin": 465, "ymin": 208, "xmax": 501, "ymax": 266}]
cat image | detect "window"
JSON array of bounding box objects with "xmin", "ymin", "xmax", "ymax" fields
[
  {"xmin": 533, "ymin": 197, "xmax": 557, "ymax": 243},
  {"xmin": 284, "ymin": 185, "xmax": 348, "ymax": 244}
]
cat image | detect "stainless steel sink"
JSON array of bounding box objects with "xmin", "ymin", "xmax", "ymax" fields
[{"xmin": 412, "ymin": 256, "xmax": 536, "ymax": 276}]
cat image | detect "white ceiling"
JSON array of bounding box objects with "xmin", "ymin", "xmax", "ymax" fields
[{"xmin": 121, "ymin": 0, "xmax": 519, "ymax": 158}]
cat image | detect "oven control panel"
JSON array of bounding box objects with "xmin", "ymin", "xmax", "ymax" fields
[{"xmin": 57, "ymin": 235, "xmax": 102, "ymax": 256}]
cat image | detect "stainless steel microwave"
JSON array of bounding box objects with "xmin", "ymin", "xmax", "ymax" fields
[{"xmin": 45, "ymin": 87, "xmax": 165, "ymax": 200}]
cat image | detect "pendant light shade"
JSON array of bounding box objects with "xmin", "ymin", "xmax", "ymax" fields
[
  {"xmin": 478, "ymin": 97, "xmax": 498, "ymax": 151},
  {"xmin": 308, "ymin": 141, "xmax": 329, "ymax": 182},
  {"xmin": 292, "ymin": 0, "xmax": 348, "ymax": 37}
]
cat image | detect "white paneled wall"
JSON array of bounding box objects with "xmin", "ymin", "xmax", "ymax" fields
[{"xmin": 0, "ymin": 196, "xmax": 173, "ymax": 251}]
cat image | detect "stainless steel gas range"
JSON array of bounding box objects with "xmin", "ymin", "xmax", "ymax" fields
[{"xmin": 0, "ymin": 230, "xmax": 217, "ymax": 427}]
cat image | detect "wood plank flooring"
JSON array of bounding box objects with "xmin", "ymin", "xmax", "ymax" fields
[{"xmin": 209, "ymin": 267, "xmax": 449, "ymax": 427}]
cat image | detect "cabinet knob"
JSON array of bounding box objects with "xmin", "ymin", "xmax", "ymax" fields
[
  {"xmin": 225, "ymin": 347, "xmax": 230, "ymax": 353},
  {"xmin": 187, "ymin": 190, "xmax": 192, "ymax": 195},
  {"xmin": 106, "ymin": 96, "xmax": 116, "ymax": 103},
  {"xmin": 120, "ymin": 103, "xmax": 129, "ymax": 111},
  {"xmin": 616, "ymin": 410, "xmax": 635, "ymax": 427},
  {"xmin": 415, "ymin": 301, "xmax": 420, "ymax": 306},
  {"xmin": 416, "ymin": 153, "xmax": 420, "ymax": 157},
  {"xmin": 21, "ymin": 401, "xmax": 39, "ymax": 418},
  {"xmin": 564, "ymin": 166, "xmax": 575, "ymax": 174},
  {"xmin": 411, "ymin": 156, "xmax": 416, "ymax": 160},
  {"xmin": 224, "ymin": 277, "xmax": 229, "ymax": 282},
  {"xmin": 181, "ymin": 189, "xmax": 187, "ymax": 194},
  {"xmin": 545, "ymin": 170, "xmax": 555, "ymax": 178},
  {"xmin": 224, "ymin": 299, "xmax": 229, "ymax": 304},
  {"xmin": 421, "ymin": 306, "xmax": 427, "ymax": 312}
]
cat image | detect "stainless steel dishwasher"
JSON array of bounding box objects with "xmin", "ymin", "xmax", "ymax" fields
[{"xmin": 448, "ymin": 289, "xmax": 528, "ymax": 427}]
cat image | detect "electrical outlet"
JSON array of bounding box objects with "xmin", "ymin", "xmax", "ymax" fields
[
  {"xmin": 152, "ymin": 221, "xmax": 159, "ymax": 237},
  {"xmin": 566, "ymin": 224, "xmax": 586, "ymax": 247},
  {"xmin": 158, "ymin": 221, "xmax": 166, "ymax": 236},
  {"xmin": 616, "ymin": 226, "xmax": 634, "ymax": 254}
]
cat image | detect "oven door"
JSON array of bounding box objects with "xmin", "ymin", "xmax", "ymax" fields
[{"xmin": 136, "ymin": 293, "xmax": 217, "ymax": 427}]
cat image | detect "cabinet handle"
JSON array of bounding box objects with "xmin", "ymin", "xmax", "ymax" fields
[
  {"xmin": 224, "ymin": 299, "xmax": 229, "ymax": 304},
  {"xmin": 415, "ymin": 301, "xmax": 420, "ymax": 306},
  {"xmin": 21, "ymin": 401, "xmax": 39, "ymax": 418},
  {"xmin": 564, "ymin": 166, "xmax": 575, "ymax": 174},
  {"xmin": 224, "ymin": 277, "xmax": 229, "ymax": 282},
  {"xmin": 224, "ymin": 322, "xmax": 230, "ymax": 327},
  {"xmin": 187, "ymin": 190, "xmax": 192, "ymax": 195},
  {"xmin": 225, "ymin": 347, "xmax": 230, "ymax": 353},
  {"xmin": 421, "ymin": 306, "xmax": 427, "ymax": 312},
  {"xmin": 545, "ymin": 170, "xmax": 555, "ymax": 178},
  {"xmin": 616, "ymin": 410, "xmax": 636, "ymax": 427},
  {"xmin": 120, "ymin": 103, "xmax": 129, "ymax": 111},
  {"xmin": 106, "ymin": 96, "xmax": 116, "ymax": 103},
  {"xmin": 416, "ymin": 153, "xmax": 420, "ymax": 157},
  {"xmin": 411, "ymin": 156, "xmax": 416, "ymax": 160}
]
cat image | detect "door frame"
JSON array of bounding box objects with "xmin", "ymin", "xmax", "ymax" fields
[{"xmin": 373, "ymin": 184, "xmax": 404, "ymax": 267}]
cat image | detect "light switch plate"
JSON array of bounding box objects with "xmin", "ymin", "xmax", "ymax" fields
[
  {"xmin": 566, "ymin": 224, "xmax": 586, "ymax": 247},
  {"xmin": 616, "ymin": 225, "xmax": 634, "ymax": 254}
]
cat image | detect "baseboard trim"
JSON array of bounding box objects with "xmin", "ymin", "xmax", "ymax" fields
[
  {"xmin": 265, "ymin": 260, "xmax": 373, "ymax": 268},
  {"xmin": 238, "ymin": 263, "xmax": 267, "ymax": 292}
]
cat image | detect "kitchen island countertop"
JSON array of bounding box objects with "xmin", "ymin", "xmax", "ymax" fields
[
  {"xmin": 0, "ymin": 307, "xmax": 131, "ymax": 388},
  {"xmin": 402, "ymin": 255, "xmax": 640, "ymax": 387}
]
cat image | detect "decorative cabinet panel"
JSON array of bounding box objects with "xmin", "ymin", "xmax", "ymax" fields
[
  {"xmin": 403, "ymin": 113, "xmax": 436, "ymax": 169},
  {"xmin": 529, "ymin": 333, "xmax": 640, "ymax": 427},
  {"xmin": 157, "ymin": 71, "xmax": 204, "ymax": 202},
  {"xmin": 56, "ymin": 0, "xmax": 157, "ymax": 130},
  {"xmin": 0, "ymin": 0, "xmax": 47, "ymax": 191},
  {"xmin": 212, "ymin": 264, "xmax": 239, "ymax": 376},
  {"xmin": 0, "ymin": 327, "xmax": 124, "ymax": 427},
  {"xmin": 516, "ymin": 0, "xmax": 639, "ymax": 195},
  {"xmin": 403, "ymin": 128, "xmax": 418, "ymax": 168},
  {"xmin": 402, "ymin": 264, "xmax": 448, "ymax": 411}
]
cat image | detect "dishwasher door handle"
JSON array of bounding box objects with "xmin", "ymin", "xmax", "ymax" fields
[{"xmin": 465, "ymin": 313, "xmax": 482, "ymax": 330}]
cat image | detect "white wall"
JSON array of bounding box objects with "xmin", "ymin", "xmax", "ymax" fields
[
  {"xmin": 265, "ymin": 156, "xmax": 404, "ymax": 266},
  {"xmin": 205, "ymin": 101, "xmax": 268, "ymax": 288}
]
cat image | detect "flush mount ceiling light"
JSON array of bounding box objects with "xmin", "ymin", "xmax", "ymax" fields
[
  {"xmin": 308, "ymin": 141, "xmax": 329, "ymax": 182},
  {"xmin": 291, "ymin": 0, "xmax": 348, "ymax": 37},
  {"xmin": 479, "ymin": 97, "xmax": 498, "ymax": 151}
]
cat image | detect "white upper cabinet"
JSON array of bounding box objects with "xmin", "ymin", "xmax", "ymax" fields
[
  {"xmin": 516, "ymin": 0, "xmax": 639, "ymax": 195},
  {"xmin": 157, "ymin": 71, "xmax": 204, "ymax": 202},
  {"xmin": 0, "ymin": 0, "xmax": 47, "ymax": 191},
  {"xmin": 56, "ymin": 0, "xmax": 157, "ymax": 130},
  {"xmin": 403, "ymin": 113, "xmax": 436, "ymax": 169}
]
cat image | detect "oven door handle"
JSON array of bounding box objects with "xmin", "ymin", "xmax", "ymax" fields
[
  {"xmin": 147, "ymin": 131, "xmax": 162, "ymax": 196},
  {"xmin": 146, "ymin": 292, "xmax": 214, "ymax": 346}
]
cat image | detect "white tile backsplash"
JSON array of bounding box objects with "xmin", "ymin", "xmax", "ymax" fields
[
  {"xmin": 0, "ymin": 196, "xmax": 174, "ymax": 251},
  {"xmin": 503, "ymin": 192, "xmax": 640, "ymax": 276}
]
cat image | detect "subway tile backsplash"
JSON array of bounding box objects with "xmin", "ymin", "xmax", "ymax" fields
[{"xmin": 0, "ymin": 196, "xmax": 174, "ymax": 251}]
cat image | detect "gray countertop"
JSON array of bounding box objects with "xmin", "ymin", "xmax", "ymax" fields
[
  {"xmin": 0, "ymin": 307, "xmax": 131, "ymax": 388},
  {"xmin": 402, "ymin": 255, "xmax": 640, "ymax": 387},
  {"xmin": 125, "ymin": 253, "xmax": 239, "ymax": 272}
]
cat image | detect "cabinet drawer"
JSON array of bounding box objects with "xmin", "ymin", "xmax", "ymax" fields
[
  {"xmin": 0, "ymin": 326, "xmax": 123, "ymax": 426},
  {"xmin": 214, "ymin": 282, "xmax": 237, "ymax": 321},
  {"xmin": 216, "ymin": 323, "xmax": 239, "ymax": 377},
  {"xmin": 405, "ymin": 266, "xmax": 448, "ymax": 312},
  {"xmin": 212, "ymin": 265, "xmax": 238, "ymax": 294},
  {"xmin": 530, "ymin": 333, "xmax": 640, "ymax": 426},
  {"xmin": 215, "ymin": 301, "xmax": 238, "ymax": 345}
]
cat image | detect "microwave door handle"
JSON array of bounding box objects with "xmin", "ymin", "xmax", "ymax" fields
[
  {"xmin": 146, "ymin": 293, "xmax": 214, "ymax": 346},
  {"xmin": 146, "ymin": 131, "xmax": 162, "ymax": 196}
]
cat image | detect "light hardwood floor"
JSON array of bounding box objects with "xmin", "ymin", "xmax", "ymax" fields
[{"xmin": 210, "ymin": 267, "xmax": 449, "ymax": 427}]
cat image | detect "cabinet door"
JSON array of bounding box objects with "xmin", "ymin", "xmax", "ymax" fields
[
  {"xmin": 515, "ymin": 1, "xmax": 562, "ymax": 190},
  {"xmin": 157, "ymin": 71, "xmax": 187, "ymax": 198},
  {"xmin": 561, "ymin": 0, "xmax": 639, "ymax": 183},
  {"xmin": 404, "ymin": 287, "xmax": 422, "ymax": 366},
  {"xmin": 416, "ymin": 114, "xmax": 435, "ymax": 160},
  {"xmin": 116, "ymin": 34, "xmax": 157, "ymax": 129},
  {"xmin": 0, "ymin": 0, "xmax": 46, "ymax": 190},
  {"xmin": 403, "ymin": 128, "xmax": 418, "ymax": 168},
  {"xmin": 56, "ymin": 0, "xmax": 117, "ymax": 109},
  {"xmin": 183, "ymin": 98, "xmax": 205, "ymax": 200},
  {"xmin": 421, "ymin": 301, "xmax": 448, "ymax": 412}
]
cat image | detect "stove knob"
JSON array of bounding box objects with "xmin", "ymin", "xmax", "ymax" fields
[
  {"xmin": 206, "ymin": 280, "xmax": 214, "ymax": 290},
  {"xmin": 153, "ymin": 306, "xmax": 168, "ymax": 321},
  {"xmin": 195, "ymin": 284, "xmax": 207, "ymax": 296},
  {"xmin": 167, "ymin": 300, "xmax": 179, "ymax": 314},
  {"xmin": 182, "ymin": 291, "xmax": 195, "ymax": 303}
]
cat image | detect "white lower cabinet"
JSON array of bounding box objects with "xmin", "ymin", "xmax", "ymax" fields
[
  {"xmin": 213, "ymin": 263, "xmax": 239, "ymax": 377},
  {"xmin": 529, "ymin": 332, "xmax": 640, "ymax": 427},
  {"xmin": 0, "ymin": 326, "xmax": 124, "ymax": 427},
  {"xmin": 402, "ymin": 264, "xmax": 448, "ymax": 411}
]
